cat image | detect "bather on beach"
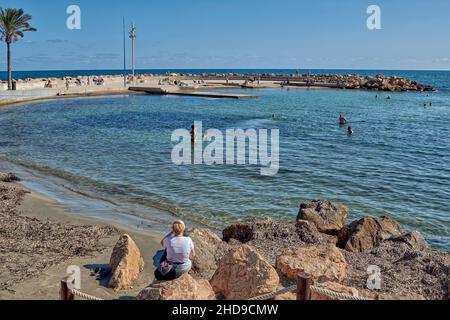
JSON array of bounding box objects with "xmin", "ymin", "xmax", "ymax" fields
[{"xmin": 155, "ymin": 221, "xmax": 196, "ymax": 281}]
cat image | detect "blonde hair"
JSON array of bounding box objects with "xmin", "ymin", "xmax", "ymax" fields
[{"xmin": 172, "ymin": 220, "xmax": 186, "ymax": 236}]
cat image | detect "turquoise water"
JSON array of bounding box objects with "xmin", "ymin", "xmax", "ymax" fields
[{"xmin": 0, "ymin": 70, "xmax": 449, "ymax": 248}]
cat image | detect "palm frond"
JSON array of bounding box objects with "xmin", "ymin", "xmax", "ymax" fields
[{"xmin": 0, "ymin": 7, "xmax": 37, "ymax": 43}]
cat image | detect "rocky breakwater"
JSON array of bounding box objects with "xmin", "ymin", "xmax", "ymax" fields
[
  {"xmin": 340, "ymin": 74, "xmax": 434, "ymax": 92},
  {"xmin": 299, "ymin": 73, "xmax": 434, "ymax": 92},
  {"xmin": 276, "ymin": 73, "xmax": 433, "ymax": 92},
  {"xmin": 201, "ymin": 72, "xmax": 434, "ymax": 92},
  {"xmin": 135, "ymin": 199, "xmax": 449, "ymax": 301}
]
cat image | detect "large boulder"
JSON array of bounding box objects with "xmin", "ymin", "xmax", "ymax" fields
[
  {"xmin": 338, "ymin": 216, "xmax": 403, "ymax": 253},
  {"xmin": 222, "ymin": 218, "xmax": 274, "ymax": 243},
  {"xmin": 136, "ymin": 274, "xmax": 216, "ymax": 300},
  {"xmin": 222, "ymin": 219, "xmax": 331, "ymax": 266},
  {"xmin": 295, "ymin": 220, "xmax": 324, "ymax": 244},
  {"xmin": 186, "ymin": 228, "xmax": 230, "ymax": 279},
  {"xmin": 386, "ymin": 231, "xmax": 430, "ymax": 251},
  {"xmin": 297, "ymin": 200, "xmax": 348, "ymax": 235},
  {"xmin": 108, "ymin": 234, "xmax": 144, "ymax": 291},
  {"xmin": 210, "ymin": 244, "xmax": 280, "ymax": 300},
  {"xmin": 276, "ymin": 245, "xmax": 347, "ymax": 283}
]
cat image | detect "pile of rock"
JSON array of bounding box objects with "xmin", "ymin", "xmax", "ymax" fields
[
  {"xmin": 343, "ymin": 74, "xmax": 434, "ymax": 92},
  {"xmin": 137, "ymin": 274, "xmax": 215, "ymax": 300},
  {"xmin": 298, "ymin": 73, "xmax": 434, "ymax": 91},
  {"xmin": 109, "ymin": 200, "xmax": 449, "ymax": 301}
]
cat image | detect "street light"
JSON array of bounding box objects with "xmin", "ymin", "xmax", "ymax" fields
[
  {"xmin": 123, "ymin": 17, "xmax": 126, "ymax": 87},
  {"xmin": 129, "ymin": 23, "xmax": 137, "ymax": 84}
]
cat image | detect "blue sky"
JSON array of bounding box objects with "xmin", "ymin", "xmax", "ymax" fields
[{"xmin": 0, "ymin": 0, "xmax": 449, "ymax": 71}]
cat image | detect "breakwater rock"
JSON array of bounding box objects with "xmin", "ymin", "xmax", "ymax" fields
[{"xmin": 135, "ymin": 200, "xmax": 449, "ymax": 300}]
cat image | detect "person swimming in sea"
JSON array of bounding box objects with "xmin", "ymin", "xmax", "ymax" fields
[
  {"xmin": 348, "ymin": 126, "xmax": 354, "ymax": 135},
  {"xmin": 339, "ymin": 113, "xmax": 347, "ymax": 125}
]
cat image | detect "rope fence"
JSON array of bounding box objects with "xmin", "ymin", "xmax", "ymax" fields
[
  {"xmin": 60, "ymin": 277, "xmax": 104, "ymax": 301},
  {"xmin": 60, "ymin": 273, "xmax": 373, "ymax": 301},
  {"xmin": 247, "ymin": 273, "xmax": 372, "ymax": 301},
  {"xmin": 69, "ymin": 288, "xmax": 104, "ymax": 301},
  {"xmin": 309, "ymin": 285, "xmax": 370, "ymax": 301}
]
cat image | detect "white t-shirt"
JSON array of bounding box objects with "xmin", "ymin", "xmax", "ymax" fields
[{"xmin": 163, "ymin": 235, "xmax": 194, "ymax": 272}]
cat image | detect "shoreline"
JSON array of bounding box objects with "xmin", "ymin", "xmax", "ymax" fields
[
  {"xmin": 0, "ymin": 159, "xmax": 181, "ymax": 235},
  {"xmin": 0, "ymin": 180, "xmax": 163, "ymax": 300}
]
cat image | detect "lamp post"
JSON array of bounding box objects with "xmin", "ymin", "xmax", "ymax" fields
[
  {"xmin": 123, "ymin": 17, "xmax": 126, "ymax": 87},
  {"xmin": 129, "ymin": 23, "xmax": 137, "ymax": 84}
]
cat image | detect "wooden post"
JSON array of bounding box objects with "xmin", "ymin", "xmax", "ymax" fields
[
  {"xmin": 60, "ymin": 277, "xmax": 75, "ymax": 301},
  {"xmin": 297, "ymin": 273, "xmax": 313, "ymax": 300}
]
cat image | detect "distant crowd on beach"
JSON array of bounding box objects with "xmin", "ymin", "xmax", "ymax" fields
[{"xmin": 45, "ymin": 76, "xmax": 106, "ymax": 90}]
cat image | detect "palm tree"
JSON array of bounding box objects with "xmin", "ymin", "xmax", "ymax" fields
[{"xmin": 0, "ymin": 7, "xmax": 37, "ymax": 90}]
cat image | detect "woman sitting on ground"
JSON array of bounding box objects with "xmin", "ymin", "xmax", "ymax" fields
[{"xmin": 155, "ymin": 220, "xmax": 195, "ymax": 281}]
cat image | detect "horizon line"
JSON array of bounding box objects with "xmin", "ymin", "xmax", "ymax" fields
[{"xmin": 2, "ymin": 67, "xmax": 450, "ymax": 73}]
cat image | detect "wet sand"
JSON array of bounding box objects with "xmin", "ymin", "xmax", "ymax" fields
[{"xmin": 0, "ymin": 182, "xmax": 163, "ymax": 300}]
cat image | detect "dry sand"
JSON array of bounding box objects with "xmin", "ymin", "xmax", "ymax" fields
[{"xmin": 0, "ymin": 181, "xmax": 163, "ymax": 300}]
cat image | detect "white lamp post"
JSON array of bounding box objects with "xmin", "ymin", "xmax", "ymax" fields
[{"xmin": 129, "ymin": 23, "xmax": 137, "ymax": 84}]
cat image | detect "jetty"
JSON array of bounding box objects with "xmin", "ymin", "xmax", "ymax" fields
[{"xmin": 128, "ymin": 86, "xmax": 257, "ymax": 99}]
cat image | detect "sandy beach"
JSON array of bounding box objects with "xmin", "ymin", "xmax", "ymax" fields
[{"xmin": 0, "ymin": 180, "xmax": 163, "ymax": 300}]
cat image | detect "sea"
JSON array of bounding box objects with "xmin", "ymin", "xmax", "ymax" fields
[{"xmin": 0, "ymin": 69, "xmax": 449, "ymax": 249}]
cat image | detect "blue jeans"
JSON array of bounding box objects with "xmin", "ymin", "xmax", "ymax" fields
[{"xmin": 155, "ymin": 250, "xmax": 185, "ymax": 281}]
